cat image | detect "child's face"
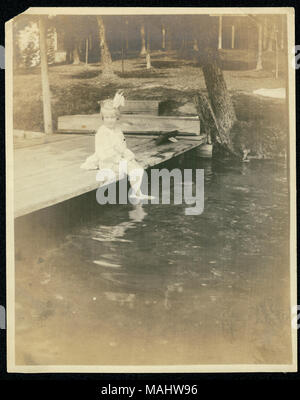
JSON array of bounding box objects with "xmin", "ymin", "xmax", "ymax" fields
[{"xmin": 102, "ymin": 110, "xmax": 117, "ymax": 129}]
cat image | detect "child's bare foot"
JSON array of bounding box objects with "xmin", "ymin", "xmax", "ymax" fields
[
  {"xmin": 129, "ymin": 192, "xmax": 155, "ymax": 202},
  {"xmin": 137, "ymin": 193, "xmax": 156, "ymax": 200}
]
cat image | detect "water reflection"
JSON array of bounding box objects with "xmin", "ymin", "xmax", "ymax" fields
[
  {"xmin": 92, "ymin": 205, "xmax": 147, "ymax": 268},
  {"xmin": 15, "ymin": 152, "xmax": 291, "ymax": 366}
]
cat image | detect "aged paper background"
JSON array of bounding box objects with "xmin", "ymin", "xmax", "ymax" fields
[{"xmin": 6, "ymin": 7, "xmax": 297, "ymax": 373}]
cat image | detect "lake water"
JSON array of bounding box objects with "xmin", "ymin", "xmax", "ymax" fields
[{"xmin": 14, "ymin": 151, "xmax": 292, "ymax": 366}]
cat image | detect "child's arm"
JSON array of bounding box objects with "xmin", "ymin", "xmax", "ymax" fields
[{"xmin": 113, "ymin": 131, "xmax": 135, "ymax": 161}]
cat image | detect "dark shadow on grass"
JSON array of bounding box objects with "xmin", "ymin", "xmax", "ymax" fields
[
  {"xmin": 220, "ymin": 60, "xmax": 256, "ymax": 71},
  {"xmin": 134, "ymin": 60, "xmax": 199, "ymax": 70},
  {"xmin": 115, "ymin": 70, "xmax": 167, "ymax": 79},
  {"xmin": 65, "ymin": 70, "xmax": 100, "ymax": 79},
  {"xmin": 151, "ymin": 60, "xmax": 191, "ymax": 69},
  {"xmin": 14, "ymin": 66, "xmax": 41, "ymax": 76}
]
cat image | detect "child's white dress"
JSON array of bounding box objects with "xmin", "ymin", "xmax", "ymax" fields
[{"xmin": 81, "ymin": 125, "xmax": 142, "ymax": 175}]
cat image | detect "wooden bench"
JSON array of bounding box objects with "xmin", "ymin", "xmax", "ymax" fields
[
  {"xmin": 57, "ymin": 99, "xmax": 201, "ymax": 137},
  {"xmin": 58, "ymin": 114, "xmax": 200, "ymax": 136}
]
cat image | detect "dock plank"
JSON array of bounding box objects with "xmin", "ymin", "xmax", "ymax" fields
[{"xmin": 14, "ymin": 134, "xmax": 205, "ymax": 218}]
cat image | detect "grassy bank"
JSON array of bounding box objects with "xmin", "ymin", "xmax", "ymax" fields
[
  {"xmin": 13, "ymin": 51, "xmax": 288, "ymax": 158},
  {"xmin": 13, "ymin": 51, "xmax": 286, "ymax": 131}
]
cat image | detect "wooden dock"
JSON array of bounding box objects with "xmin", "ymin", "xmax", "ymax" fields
[{"xmin": 14, "ymin": 133, "xmax": 206, "ymax": 218}]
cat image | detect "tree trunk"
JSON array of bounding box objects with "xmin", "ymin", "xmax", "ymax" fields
[
  {"xmin": 85, "ymin": 38, "xmax": 89, "ymax": 64},
  {"xmin": 267, "ymin": 37, "xmax": 273, "ymax": 52},
  {"xmin": 202, "ymin": 55, "xmax": 236, "ymax": 135},
  {"xmin": 146, "ymin": 52, "xmax": 151, "ymax": 69},
  {"xmin": 140, "ymin": 23, "xmax": 147, "ymax": 55},
  {"xmin": 267, "ymin": 38, "xmax": 273, "ymax": 52},
  {"xmin": 263, "ymin": 17, "xmax": 268, "ymax": 50},
  {"xmin": 97, "ymin": 16, "xmax": 114, "ymax": 77},
  {"xmin": 162, "ymin": 24, "xmax": 166, "ymax": 50},
  {"xmin": 125, "ymin": 18, "xmax": 129, "ymax": 50},
  {"xmin": 267, "ymin": 23, "xmax": 275, "ymax": 52},
  {"xmin": 166, "ymin": 26, "xmax": 172, "ymax": 51},
  {"xmin": 67, "ymin": 49, "xmax": 73, "ymax": 64},
  {"xmin": 231, "ymin": 25, "xmax": 235, "ymax": 49},
  {"xmin": 256, "ymin": 22, "xmax": 263, "ymax": 71},
  {"xmin": 196, "ymin": 52, "xmax": 240, "ymax": 159},
  {"xmin": 218, "ymin": 16, "xmax": 222, "ymax": 50},
  {"xmin": 194, "ymin": 92, "xmax": 239, "ymax": 159},
  {"xmin": 72, "ymin": 42, "xmax": 80, "ymax": 64},
  {"xmin": 194, "ymin": 92, "xmax": 222, "ymax": 145},
  {"xmin": 146, "ymin": 24, "xmax": 151, "ymax": 69},
  {"xmin": 193, "ymin": 39, "xmax": 199, "ymax": 52}
]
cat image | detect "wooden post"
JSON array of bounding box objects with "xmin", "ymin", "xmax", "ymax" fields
[
  {"xmin": 39, "ymin": 17, "xmax": 53, "ymax": 134},
  {"xmin": 231, "ymin": 25, "xmax": 235, "ymax": 49},
  {"xmin": 218, "ymin": 16, "xmax": 223, "ymax": 49}
]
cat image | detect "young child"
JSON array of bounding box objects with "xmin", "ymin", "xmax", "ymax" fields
[{"xmin": 80, "ymin": 90, "xmax": 153, "ymax": 201}]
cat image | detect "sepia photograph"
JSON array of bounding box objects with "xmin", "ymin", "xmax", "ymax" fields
[{"xmin": 5, "ymin": 7, "xmax": 297, "ymax": 372}]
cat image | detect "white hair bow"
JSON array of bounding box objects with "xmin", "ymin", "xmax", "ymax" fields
[{"xmin": 113, "ymin": 90, "xmax": 125, "ymax": 109}]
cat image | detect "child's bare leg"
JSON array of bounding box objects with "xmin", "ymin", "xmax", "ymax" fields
[
  {"xmin": 128, "ymin": 164, "xmax": 144, "ymax": 197},
  {"xmin": 127, "ymin": 160, "xmax": 154, "ymax": 200}
]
